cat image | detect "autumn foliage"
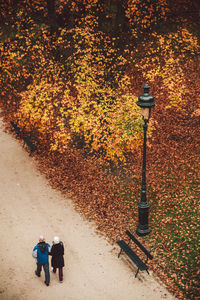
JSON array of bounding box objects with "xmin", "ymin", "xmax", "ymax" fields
[{"xmin": 0, "ymin": 1, "xmax": 200, "ymax": 299}]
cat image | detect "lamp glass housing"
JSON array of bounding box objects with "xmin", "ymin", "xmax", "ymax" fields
[{"xmin": 141, "ymin": 107, "xmax": 150, "ymax": 121}]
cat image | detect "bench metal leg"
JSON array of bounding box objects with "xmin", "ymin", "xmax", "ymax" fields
[
  {"xmin": 135, "ymin": 268, "xmax": 149, "ymax": 278},
  {"xmin": 29, "ymin": 150, "xmax": 33, "ymax": 157},
  {"xmin": 118, "ymin": 249, "xmax": 123, "ymax": 258},
  {"xmin": 135, "ymin": 267, "xmax": 140, "ymax": 278}
]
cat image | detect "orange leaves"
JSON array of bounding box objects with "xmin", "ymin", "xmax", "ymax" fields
[
  {"xmin": 1, "ymin": 2, "xmax": 200, "ymax": 299},
  {"xmin": 125, "ymin": 0, "xmax": 169, "ymax": 35},
  {"xmin": 133, "ymin": 26, "xmax": 200, "ymax": 112},
  {"xmin": 56, "ymin": 25, "xmax": 143, "ymax": 161},
  {"xmin": 192, "ymin": 109, "xmax": 200, "ymax": 117}
]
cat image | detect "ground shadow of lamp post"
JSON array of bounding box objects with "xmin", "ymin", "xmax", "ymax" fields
[{"xmin": 136, "ymin": 84, "xmax": 155, "ymax": 237}]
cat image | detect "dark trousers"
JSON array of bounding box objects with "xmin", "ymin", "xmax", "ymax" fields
[
  {"xmin": 53, "ymin": 267, "xmax": 63, "ymax": 281},
  {"xmin": 36, "ymin": 263, "xmax": 50, "ymax": 284}
]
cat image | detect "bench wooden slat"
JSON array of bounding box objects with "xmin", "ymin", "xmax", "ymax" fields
[
  {"xmin": 117, "ymin": 240, "xmax": 148, "ymax": 271},
  {"xmin": 126, "ymin": 230, "xmax": 153, "ymax": 260}
]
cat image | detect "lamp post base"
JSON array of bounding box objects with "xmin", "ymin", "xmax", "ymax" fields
[
  {"xmin": 136, "ymin": 225, "xmax": 151, "ymax": 236},
  {"xmin": 136, "ymin": 201, "xmax": 150, "ymax": 236}
]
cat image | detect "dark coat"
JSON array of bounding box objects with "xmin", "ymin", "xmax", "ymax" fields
[{"xmin": 50, "ymin": 242, "xmax": 64, "ymax": 268}]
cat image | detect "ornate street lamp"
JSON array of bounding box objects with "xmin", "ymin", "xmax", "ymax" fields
[{"xmin": 136, "ymin": 84, "xmax": 155, "ymax": 236}]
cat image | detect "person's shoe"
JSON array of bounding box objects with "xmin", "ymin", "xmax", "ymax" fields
[
  {"xmin": 44, "ymin": 281, "xmax": 49, "ymax": 286},
  {"xmin": 60, "ymin": 280, "xmax": 63, "ymax": 283},
  {"xmin": 35, "ymin": 271, "xmax": 40, "ymax": 277}
]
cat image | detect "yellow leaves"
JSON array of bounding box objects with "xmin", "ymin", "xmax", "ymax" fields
[
  {"xmin": 51, "ymin": 130, "xmax": 71, "ymax": 153},
  {"xmin": 158, "ymin": 28, "xmax": 200, "ymax": 56},
  {"xmin": 135, "ymin": 26, "xmax": 200, "ymax": 111},
  {"xmin": 63, "ymin": 79, "xmax": 143, "ymax": 161},
  {"xmin": 4, "ymin": 17, "xmax": 154, "ymax": 163},
  {"xmin": 60, "ymin": 28, "xmax": 67, "ymax": 36},
  {"xmin": 50, "ymin": 143, "xmax": 58, "ymax": 151}
]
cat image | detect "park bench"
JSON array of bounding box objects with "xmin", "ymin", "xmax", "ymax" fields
[
  {"xmin": 10, "ymin": 121, "xmax": 21, "ymax": 136},
  {"xmin": 117, "ymin": 230, "xmax": 153, "ymax": 278},
  {"xmin": 10, "ymin": 121, "xmax": 39, "ymax": 156},
  {"xmin": 29, "ymin": 131, "xmax": 40, "ymax": 144},
  {"xmin": 22, "ymin": 136, "xmax": 37, "ymax": 156}
]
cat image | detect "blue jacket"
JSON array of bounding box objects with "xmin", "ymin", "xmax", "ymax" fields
[{"xmin": 33, "ymin": 242, "xmax": 51, "ymax": 264}]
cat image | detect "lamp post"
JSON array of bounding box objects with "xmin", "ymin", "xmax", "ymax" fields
[{"xmin": 136, "ymin": 84, "xmax": 155, "ymax": 237}]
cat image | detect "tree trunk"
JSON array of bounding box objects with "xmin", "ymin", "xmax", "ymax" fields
[{"xmin": 46, "ymin": 0, "xmax": 56, "ymax": 33}]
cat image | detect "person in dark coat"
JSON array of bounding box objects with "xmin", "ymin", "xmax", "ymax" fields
[{"xmin": 50, "ymin": 236, "xmax": 64, "ymax": 282}]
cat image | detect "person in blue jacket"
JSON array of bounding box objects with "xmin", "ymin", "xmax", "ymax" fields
[{"xmin": 32, "ymin": 235, "xmax": 51, "ymax": 286}]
